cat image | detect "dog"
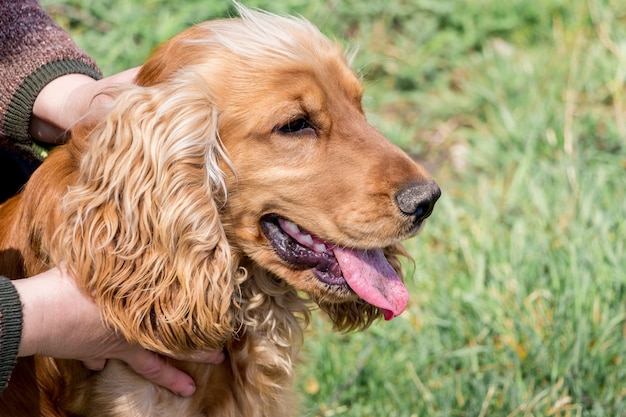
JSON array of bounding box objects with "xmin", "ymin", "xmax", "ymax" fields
[{"xmin": 0, "ymin": 4, "xmax": 440, "ymax": 416}]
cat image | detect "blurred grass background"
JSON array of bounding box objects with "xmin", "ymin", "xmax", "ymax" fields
[{"xmin": 41, "ymin": 0, "xmax": 626, "ymax": 415}]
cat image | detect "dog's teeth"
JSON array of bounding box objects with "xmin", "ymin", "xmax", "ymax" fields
[
  {"xmin": 283, "ymin": 219, "xmax": 300, "ymax": 234},
  {"xmin": 279, "ymin": 218, "xmax": 328, "ymax": 252},
  {"xmin": 300, "ymin": 234, "xmax": 314, "ymax": 246},
  {"xmin": 314, "ymin": 243, "xmax": 328, "ymax": 253}
]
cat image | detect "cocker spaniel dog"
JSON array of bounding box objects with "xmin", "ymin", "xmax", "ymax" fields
[{"xmin": 0, "ymin": 4, "xmax": 440, "ymax": 417}]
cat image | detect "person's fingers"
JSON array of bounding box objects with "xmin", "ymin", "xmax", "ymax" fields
[
  {"xmin": 121, "ymin": 350, "xmax": 196, "ymax": 397},
  {"xmin": 82, "ymin": 358, "xmax": 106, "ymax": 371},
  {"xmin": 29, "ymin": 118, "xmax": 69, "ymax": 143},
  {"xmin": 200, "ymin": 350, "xmax": 225, "ymax": 364},
  {"xmin": 30, "ymin": 67, "xmax": 142, "ymax": 144}
]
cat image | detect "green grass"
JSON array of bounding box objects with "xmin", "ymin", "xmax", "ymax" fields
[{"xmin": 41, "ymin": 0, "xmax": 626, "ymax": 415}]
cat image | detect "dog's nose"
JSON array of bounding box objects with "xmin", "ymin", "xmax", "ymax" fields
[{"xmin": 394, "ymin": 180, "xmax": 441, "ymax": 221}]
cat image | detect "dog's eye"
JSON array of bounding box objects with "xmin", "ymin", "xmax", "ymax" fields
[{"xmin": 277, "ymin": 118, "xmax": 314, "ymax": 135}]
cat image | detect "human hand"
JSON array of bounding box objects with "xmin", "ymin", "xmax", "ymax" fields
[
  {"xmin": 13, "ymin": 267, "xmax": 223, "ymax": 397},
  {"xmin": 29, "ymin": 67, "xmax": 140, "ymax": 143}
]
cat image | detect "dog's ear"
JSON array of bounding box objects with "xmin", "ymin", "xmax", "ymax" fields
[
  {"xmin": 51, "ymin": 78, "xmax": 238, "ymax": 355},
  {"xmin": 320, "ymin": 243, "xmax": 410, "ymax": 332}
]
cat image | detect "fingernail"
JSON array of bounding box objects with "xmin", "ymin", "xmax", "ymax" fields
[{"xmin": 179, "ymin": 382, "xmax": 196, "ymax": 397}]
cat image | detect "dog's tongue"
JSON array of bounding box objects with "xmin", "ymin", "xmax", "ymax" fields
[{"xmin": 333, "ymin": 247, "xmax": 408, "ymax": 320}]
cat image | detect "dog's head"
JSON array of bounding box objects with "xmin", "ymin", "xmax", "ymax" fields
[{"xmin": 52, "ymin": 4, "xmax": 439, "ymax": 354}]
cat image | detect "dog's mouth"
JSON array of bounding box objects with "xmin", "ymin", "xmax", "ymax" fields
[{"xmin": 260, "ymin": 215, "xmax": 408, "ymax": 320}]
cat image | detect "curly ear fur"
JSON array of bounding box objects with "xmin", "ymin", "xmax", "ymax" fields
[{"xmin": 50, "ymin": 76, "xmax": 238, "ymax": 355}]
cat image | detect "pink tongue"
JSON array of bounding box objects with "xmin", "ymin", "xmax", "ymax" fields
[{"xmin": 333, "ymin": 247, "xmax": 408, "ymax": 320}]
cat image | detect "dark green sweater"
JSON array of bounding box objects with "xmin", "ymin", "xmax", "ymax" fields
[{"xmin": 0, "ymin": 277, "xmax": 22, "ymax": 394}]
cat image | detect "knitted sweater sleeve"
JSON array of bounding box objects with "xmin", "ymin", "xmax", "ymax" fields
[
  {"xmin": 0, "ymin": 0, "xmax": 102, "ymax": 153},
  {"xmin": 0, "ymin": 277, "xmax": 23, "ymax": 395}
]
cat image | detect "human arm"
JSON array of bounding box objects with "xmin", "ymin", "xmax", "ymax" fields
[
  {"xmin": 0, "ymin": 0, "xmax": 101, "ymax": 151},
  {"xmin": 29, "ymin": 67, "xmax": 141, "ymax": 143},
  {"xmin": 0, "ymin": 0, "xmax": 140, "ymax": 143},
  {"xmin": 8, "ymin": 267, "xmax": 224, "ymax": 397}
]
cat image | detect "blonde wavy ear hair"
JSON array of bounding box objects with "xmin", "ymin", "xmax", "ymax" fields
[{"xmin": 50, "ymin": 75, "xmax": 238, "ymax": 355}]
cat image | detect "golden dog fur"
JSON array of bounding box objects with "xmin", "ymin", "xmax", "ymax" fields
[{"xmin": 0, "ymin": 5, "xmax": 439, "ymax": 416}]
